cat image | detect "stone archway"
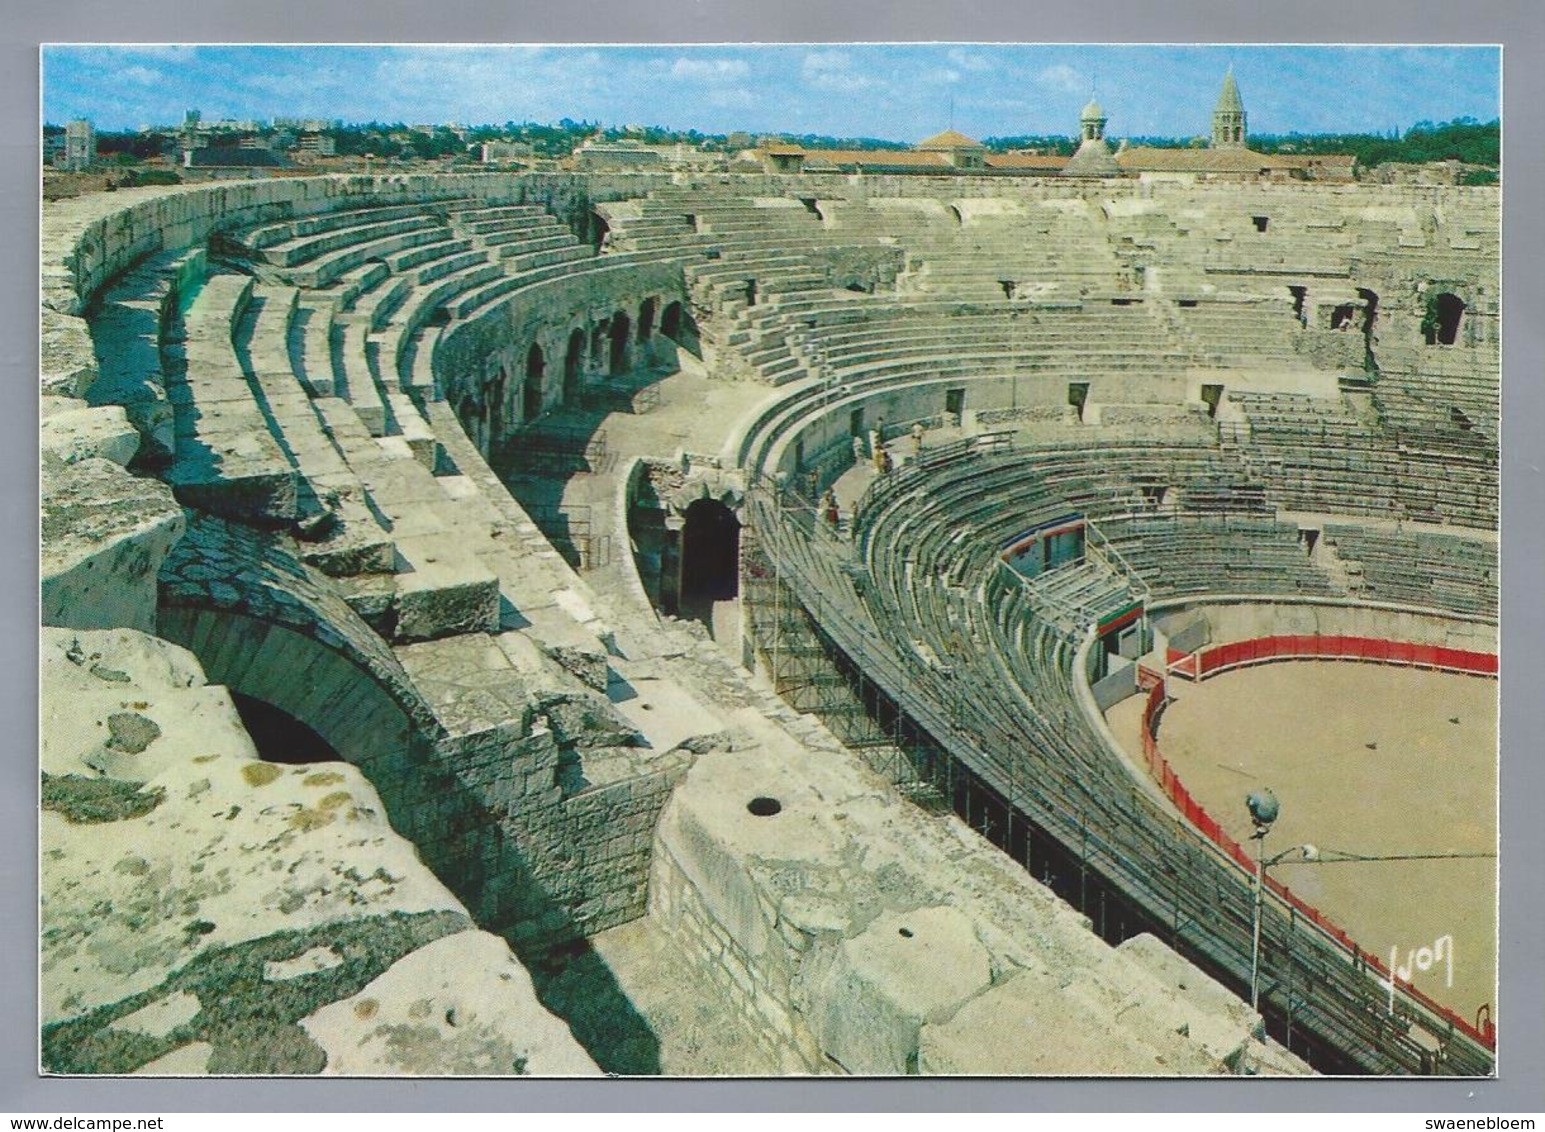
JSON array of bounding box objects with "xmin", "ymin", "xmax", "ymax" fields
[
  {"xmin": 486, "ymin": 365, "xmax": 507, "ymax": 450},
  {"xmin": 564, "ymin": 328, "xmax": 585, "ymax": 405},
  {"xmin": 1426, "ymin": 292, "xmax": 1466, "ymax": 346},
  {"xmin": 229, "ymin": 693, "xmax": 343, "ymax": 764},
  {"xmin": 661, "ymin": 300, "xmax": 684, "ymax": 341},
  {"xmin": 638, "ymin": 297, "xmax": 657, "ymax": 343},
  {"xmin": 680, "ymin": 497, "xmax": 742, "ymax": 612},
  {"xmin": 609, "ymin": 312, "xmax": 631, "ymax": 375},
  {"xmin": 524, "ymin": 342, "xmax": 545, "ymax": 422}
]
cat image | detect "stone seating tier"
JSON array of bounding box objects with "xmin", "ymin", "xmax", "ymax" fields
[
  {"xmin": 260, "ymin": 214, "xmax": 442, "ymax": 270},
  {"xmin": 164, "ymin": 273, "xmax": 299, "ymax": 522},
  {"xmin": 284, "ymin": 225, "xmax": 451, "ymax": 290},
  {"xmin": 238, "ymin": 202, "xmax": 467, "ymax": 253}
]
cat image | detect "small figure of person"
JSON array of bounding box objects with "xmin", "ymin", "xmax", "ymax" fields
[
  {"xmin": 881, "ymin": 448, "xmax": 894, "ymax": 475},
  {"xmin": 822, "ymin": 489, "xmax": 840, "ymax": 529},
  {"xmin": 852, "ymin": 434, "xmax": 866, "ymax": 465},
  {"xmin": 912, "ymin": 421, "xmax": 925, "ymax": 455}
]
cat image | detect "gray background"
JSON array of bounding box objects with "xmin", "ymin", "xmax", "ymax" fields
[{"xmin": 9, "ymin": 0, "xmax": 1542, "ymax": 1113}]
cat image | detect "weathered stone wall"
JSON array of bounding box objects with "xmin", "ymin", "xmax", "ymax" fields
[
  {"xmin": 42, "ymin": 458, "xmax": 184, "ymax": 635},
  {"xmin": 511, "ymin": 755, "xmax": 693, "ymax": 945},
  {"xmin": 40, "ymin": 626, "xmax": 599, "ymax": 1076},
  {"xmin": 435, "ymin": 257, "xmax": 688, "ymax": 434},
  {"xmin": 648, "ymin": 740, "xmax": 1308, "ymax": 1076}
]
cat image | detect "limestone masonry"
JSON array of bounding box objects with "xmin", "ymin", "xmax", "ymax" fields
[{"xmin": 40, "ymin": 160, "xmax": 1497, "ymax": 1076}]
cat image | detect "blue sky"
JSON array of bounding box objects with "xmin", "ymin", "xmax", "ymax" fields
[{"xmin": 42, "ymin": 44, "xmax": 1500, "ymax": 140}]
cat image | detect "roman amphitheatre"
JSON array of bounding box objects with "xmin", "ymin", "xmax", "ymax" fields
[{"xmin": 39, "ymin": 68, "xmax": 1499, "ymax": 1078}]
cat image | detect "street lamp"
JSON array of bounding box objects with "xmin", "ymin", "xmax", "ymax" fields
[{"xmin": 1245, "ymin": 789, "xmax": 1319, "ymax": 1014}]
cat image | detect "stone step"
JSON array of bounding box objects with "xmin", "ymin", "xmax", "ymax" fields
[
  {"xmin": 312, "ymin": 399, "xmax": 499, "ymax": 642},
  {"xmin": 166, "ymin": 274, "xmax": 299, "ymax": 521}
]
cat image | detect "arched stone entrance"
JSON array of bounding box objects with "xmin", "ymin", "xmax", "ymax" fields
[
  {"xmin": 1426, "ymin": 291, "xmax": 1466, "ymax": 346},
  {"xmin": 661, "ymin": 300, "xmax": 684, "ymax": 341},
  {"xmin": 564, "ymin": 328, "xmax": 585, "ymax": 404},
  {"xmin": 609, "ymin": 312, "xmax": 631, "ymax": 375},
  {"xmin": 486, "ymin": 366, "xmax": 507, "ymax": 450},
  {"xmin": 679, "ymin": 498, "xmax": 741, "ymax": 612},
  {"xmin": 638, "ymin": 297, "xmax": 657, "ymax": 343},
  {"xmin": 524, "ymin": 342, "xmax": 545, "ymax": 422},
  {"xmin": 230, "ymin": 693, "xmax": 342, "ymax": 764}
]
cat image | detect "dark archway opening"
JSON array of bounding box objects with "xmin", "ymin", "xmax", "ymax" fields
[
  {"xmin": 456, "ymin": 391, "xmax": 484, "ymax": 451},
  {"xmin": 523, "ymin": 343, "xmax": 544, "ymax": 422},
  {"xmin": 637, "ymin": 297, "xmax": 656, "ymax": 343},
  {"xmin": 589, "ymin": 211, "xmax": 609, "ymax": 252},
  {"xmin": 1427, "ymin": 292, "xmax": 1465, "ymax": 346},
  {"xmin": 1330, "ymin": 303, "xmax": 1356, "ymax": 331},
  {"xmin": 231, "ymin": 692, "xmax": 341, "ymax": 764},
  {"xmin": 1067, "ymin": 382, "xmax": 1089, "ymax": 422},
  {"xmin": 564, "ymin": 328, "xmax": 584, "ymax": 404},
  {"xmin": 1356, "ymin": 287, "xmax": 1380, "ymax": 366},
  {"xmin": 661, "ymin": 300, "xmax": 683, "ymax": 341},
  {"xmin": 1287, "ymin": 285, "xmax": 1308, "ymax": 327},
  {"xmin": 486, "ymin": 367, "xmax": 507, "ymax": 449},
  {"xmin": 609, "ymin": 312, "xmax": 631, "ymax": 375},
  {"xmin": 680, "ymin": 498, "xmax": 741, "ymax": 610},
  {"xmin": 1200, "ymin": 383, "xmax": 1224, "ymax": 419}
]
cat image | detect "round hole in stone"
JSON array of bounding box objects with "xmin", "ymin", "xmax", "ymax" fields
[
  {"xmin": 898, "ymin": 927, "xmax": 914, "ymax": 939},
  {"xmin": 747, "ymin": 796, "xmax": 782, "ymax": 817}
]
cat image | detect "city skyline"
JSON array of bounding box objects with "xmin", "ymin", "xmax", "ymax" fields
[{"xmin": 43, "ymin": 44, "xmax": 1500, "ymax": 141}]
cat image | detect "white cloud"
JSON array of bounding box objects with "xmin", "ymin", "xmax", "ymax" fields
[
  {"xmin": 670, "ymin": 57, "xmax": 750, "ymax": 82},
  {"xmin": 801, "ymin": 49, "xmax": 873, "ymax": 93},
  {"xmin": 1036, "ymin": 63, "xmax": 1085, "ymax": 95},
  {"xmin": 119, "ymin": 65, "xmax": 164, "ymax": 86}
]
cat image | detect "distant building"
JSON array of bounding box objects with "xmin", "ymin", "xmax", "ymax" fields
[
  {"xmin": 60, "ymin": 119, "xmax": 95, "ymax": 171},
  {"xmin": 480, "ymin": 140, "xmax": 533, "ymax": 164},
  {"xmin": 182, "ymin": 147, "xmax": 293, "ymax": 176},
  {"xmin": 915, "ymin": 129, "xmax": 987, "ymax": 170},
  {"xmin": 1115, "ymin": 71, "xmax": 1356, "ymax": 182},
  {"xmin": 1061, "ymin": 98, "xmax": 1121, "ymax": 177},
  {"xmin": 756, "ymin": 129, "xmax": 1061, "ymax": 176},
  {"xmin": 761, "ymin": 144, "xmax": 806, "ymax": 174},
  {"xmin": 571, "ymin": 139, "xmax": 721, "ymax": 172},
  {"xmin": 1211, "ymin": 66, "xmax": 1248, "ymax": 148},
  {"xmin": 295, "ymin": 132, "xmax": 337, "ymax": 158},
  {"xmin": 572, "ymin": 139, "xmax": 665, "ymax": 170}
]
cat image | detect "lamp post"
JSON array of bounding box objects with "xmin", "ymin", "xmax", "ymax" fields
[
  {"xmin": 1245, "ymin": 788, "xmax": 1321, "ymax": 1015},
  {"xmin": 1246, "ymin": 788, "xmax": 1278, "ymax": 1014}
]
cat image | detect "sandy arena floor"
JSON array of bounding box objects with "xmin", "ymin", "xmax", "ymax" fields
[{"xmin": 1105, "ymin": 661, "xmax": 1497, "ymax": 1023}]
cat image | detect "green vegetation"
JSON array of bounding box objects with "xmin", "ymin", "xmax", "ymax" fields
[
  {"xmin": 982, "ymin": 134, "xmax": 1078, "ymax": 156},
  {"xmin": 1252, "ymin": 117, "xmax": 1499, "ymax": 168},
  {"xmin": 48, "ymin": 115, "xmax": 1500, "ymax": 172}
]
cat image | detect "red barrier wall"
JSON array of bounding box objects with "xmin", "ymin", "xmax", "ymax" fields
[
  {"xmin": 1196, "ymin": 634, "xmax": 1498, "ymax": 679},
  {"xmin": 1139, "ymin": 638, "xmax": 1498, "ymax": 1049}
]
